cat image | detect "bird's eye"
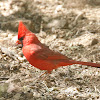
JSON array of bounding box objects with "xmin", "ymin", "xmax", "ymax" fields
[{"xmin": 19, "ymin": 37, "xmax": 24, "ymax": 41}]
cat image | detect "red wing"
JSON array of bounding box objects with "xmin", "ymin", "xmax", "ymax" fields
[{"xmin": 34, "ymin": 44, "xmax": 69, "ymax": 60}]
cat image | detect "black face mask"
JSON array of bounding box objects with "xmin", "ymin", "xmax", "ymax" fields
[{"xmin": 19, "ymin": 37, "xmax": 24, "ymax": 47}]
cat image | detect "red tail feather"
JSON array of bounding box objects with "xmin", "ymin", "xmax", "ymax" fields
[{"xmin": 59, "ymin": 60, "xmax": 100, "ymax": 68}]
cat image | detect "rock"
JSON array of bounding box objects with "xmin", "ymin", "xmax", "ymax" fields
[
  {"xmin": 33, "ymin": 92, "xmax": 41, "ymax": 98},
  {"xmin": 7, "ymin": 83, "xmax": 20, "ymax": 93},
  {"xmin": 54, "ymin": 5, "xmax": 63, "ymax": 14},
  {"xmin": 13, "ymin": 93, "xmax": 21, "ymax": 100},
  {"xmin": 0, "ymin": 83, "xmax": 8, "ymax": 96},
  {"xmin": 56, "ymin": 93, "xmax": 66, "ymax": 100},
  {"xmin": 26, "ymin": 92, "xmax": 33, "ymax": 99},
  {"xmin": 91, "ymin": 38, "xmax": 98, "ymax": 46},
  {"xmin": 42, "ymin": 16, "xmax": 68, "ymax": 32},
  {"xmin": 66, "ymin": 33, "xmax": 98, "ymax": 46},
  {"xmin": 46, "ymin": 18, "xmax": 67, "ymax": 29}
]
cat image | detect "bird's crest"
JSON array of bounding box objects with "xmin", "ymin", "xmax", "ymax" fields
[{"xmin": 18, "ymin": 21, "xmax": 30, "ymax": 40}]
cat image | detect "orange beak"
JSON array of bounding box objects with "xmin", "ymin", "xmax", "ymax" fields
[{"xmin": 16, "ymin": 40, "xmax": 22, "ymax": 44}]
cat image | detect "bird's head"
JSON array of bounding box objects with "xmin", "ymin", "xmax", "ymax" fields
[
  {"xmin": 16, "ymin": 21, "xmax": 40, "ymax": 46},
  {"xmin": 16, "ymin": 21, "xmax": 30, "ymax": 44}
]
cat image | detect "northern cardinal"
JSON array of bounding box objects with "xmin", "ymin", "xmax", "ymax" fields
[{"xmin": 16, "ymin": 21, "xmax": 100, "ymax": 73}]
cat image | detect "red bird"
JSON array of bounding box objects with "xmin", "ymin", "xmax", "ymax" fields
[{"xmin": 16, "ymin": 21, "xmax": 100, "ymax": 73}]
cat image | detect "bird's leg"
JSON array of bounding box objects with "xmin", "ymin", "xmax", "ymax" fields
[
  {"xmin": 41, "ymin": 71, "xmax": 50, "ymax": 80},
  {"xmin": 37, "ymin": 70, "xmax": 52, "ymax": 81},
  {"xmin": 33, "ymin": 71, "xmax": 49, "ymax": 83},
  {"xmin": 31, "ymin": 71, "xmax": 47, "ymax": 85},
  {"xmin": 38, "ymin": 71, "xmax": 48, "ymax": 78},
  {"xmin": 37, "ymin": 70, "xmax": 51, "ymax": 79},
  {"xmin": 31, "ymin": 71, "xmax": 51, "ymax": 86}
]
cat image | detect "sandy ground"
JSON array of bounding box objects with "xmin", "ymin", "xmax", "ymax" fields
[{"xmin": 0, "ymin": 0, "xmax": 100, "ymax": 100}]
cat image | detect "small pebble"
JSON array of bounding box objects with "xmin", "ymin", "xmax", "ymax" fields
[
  {"xmin": 26, "ymin": 92, "xmax": 33, "ymax": 99},
  {"xmin": 91, "ymin": 38, "xmax": 98, "ymax": 46},
  {"xmin": 13, "ymin": 93, "xmax": 21, "ymax": 100}
]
